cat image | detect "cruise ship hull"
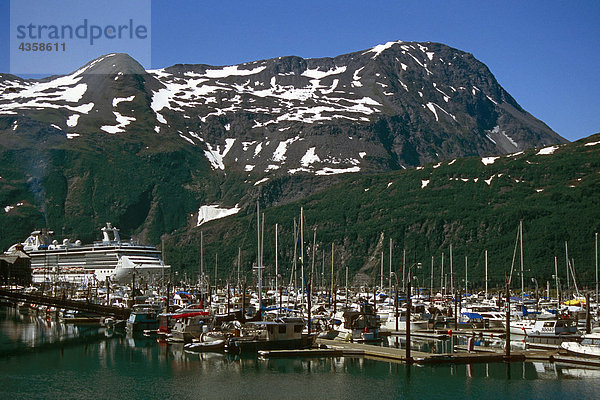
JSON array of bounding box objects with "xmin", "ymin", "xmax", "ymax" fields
[
  {"xmin": 29, "ymin": 245, "xmax": 169, "ymax": 284},
  {"xmin": 6, "ymin": 223, "xmax": 170, "ymax": 285}
]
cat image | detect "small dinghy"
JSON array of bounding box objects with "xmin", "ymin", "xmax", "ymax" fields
[{"xmin": 183, "ymin": 339, "xmax": 226, "ymax": 352}]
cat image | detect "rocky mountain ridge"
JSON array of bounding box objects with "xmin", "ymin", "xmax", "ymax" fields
[{"xmin": 0, "ymin": 41, "xmax": 566, "ymax": 246}]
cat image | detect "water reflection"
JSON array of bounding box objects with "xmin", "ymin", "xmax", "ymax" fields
[
  {"xmin": 0, "ymin": 306, "xmax": 106, "ymax": 356},
  {"xmin": 3, "ymin": 306, "xmax": 600, "ymax": 399},
  {"xmin": 384, "ymin": 333, "xmax": 521, "ymax": 354}
]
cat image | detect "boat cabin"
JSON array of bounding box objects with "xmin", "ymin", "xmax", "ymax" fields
[
  {"xmin": 248, "ymin": 317, "xmax": 305, "ymax": 341},
  {"xmin": 531, "ymin": 318, "xmax": 578, "ymax": 336},
  {"xmin": 266, "ymin": 318, "xmax": 304, "ymax": 341}
]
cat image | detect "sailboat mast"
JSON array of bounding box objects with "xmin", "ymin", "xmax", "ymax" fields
[
  {"xmin": 554, "ymin": 256, "xmax": 559, "ymax": 308},
  {"xmin": 402, "ymin": 248, "xmax": 406, "ymax": 292},
  {"xmin": 565, "ymin": 241, "xmax": 570, "ymax": 298},
  {"xmin": 300, "ymin": 207, "xmax": 304, "ymax": 307},
  {"xmin": 485, "ymin": 250, "xmax": 488, "ymax": 298},
  {"xmin": 389, "ymin": 238, "xmax": 392, "ymax": 296},
  {"xmin": 450, "ymin": 244, "xmax": 453, "ymax": 293},
  {"xmin": 291, "ymin": 219, "xmax": 297, "ymax": 292},
  {"xmin": 256, "ymin": 201, "xmax": 262, "ymax": 312},
  {"xmin": 275, "ymin": 223, "xmax": 278, "ymax": 293},
  {"xmin": 594, "ymin": 232, "xmax": 598, "ymax": 303},
  {"xmin": 441, "ymin": 252, "xmax": 444, "ymax": 296},
  {"xmin": 520, "ymin": 220, "xmax": 524, "ymax": 299},
  {"xmin": 465, "ymin": 255, "xmax": 468, "ymax": 295},
  {"xmin": 161, "ymin": 237, "xmax": 165, "ymax": 286},
  {"xmin": 345, "ymin": 262, "xmax": 349, "ymax": 308},
  {"xmin": 311, "ymin": 228, "xmax": 316, "ymax": 299},
  {"xmin": 321, "ymin": 249, "xmax": 325, "ymax": 292},
  {"xmin": 330, "ymin": 243, "xmax": 334, "ymax": 304},
  {"xmin": 430, "ymin": 255, "xmax": 434, "ymax": 298},
  {"xmin": 380, "ymin": 251, "xmax": 384, "ymax": 289}
]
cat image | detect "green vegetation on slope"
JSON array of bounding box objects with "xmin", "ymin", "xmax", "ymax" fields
[{"xmin": 165, "ymin": 134, "xmax": 600, "ymax": 292}]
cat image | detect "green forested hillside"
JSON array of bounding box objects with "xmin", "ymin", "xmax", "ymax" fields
[{"xmin": 165, "ymin": 134, "xmax": 600, "ymax": 292}]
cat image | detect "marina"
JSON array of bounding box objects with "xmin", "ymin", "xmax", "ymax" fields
[
  {"xmin": 1, "ymin": 217, "xmax": 600, "ymax": 395},
  {"xmin": 0, "ymin": 0, "xmax": 598, "ymax": 398},
  {"xmin": 3, "ymin": 306, "xmax": 600, "ymax": 399}
]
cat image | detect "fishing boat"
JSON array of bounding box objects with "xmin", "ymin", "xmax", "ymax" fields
[
  {"xmin": 167, "ymin": 311, "xmax": 212, "ymax": 343},
  {"xmin": 225, "ymin": 317, "xmax": 317, "ymax": 353},
  {"xmin": 382, "ymin": 308, "xmax": 430, "ymax": 332},
  {"xmin": 4, "ymin": 223, "xmax": 170, "ymax": 284},
  {"xmin": 462, "ymin": 304, "xmax": 505, "ymax": 328},
  {"xmin": 523, "ymin": 317, "xmax": 580, "ymax": 347},
  {"xmin": 338, "ymin": 303, "xmax": 381, "ymax": 342},
  {"xmin": 312, "ymin": 316, "xmax": 341, "ymax": 340},
  {"xmin": 529, "ymin": 318, "xmax": 579, "ymax": 336},
  {"xmin": 126, "ymin": 304, "xmax": 161, "ymax": 334}
]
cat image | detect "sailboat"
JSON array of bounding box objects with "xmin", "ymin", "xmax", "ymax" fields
[{"xmin": 225, "ymin": 203, "xmax": 317, "ymax": 353}]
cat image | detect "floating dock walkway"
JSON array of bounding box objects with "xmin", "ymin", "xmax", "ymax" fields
[
  {"xmin": 259, "ymin": 338, "xmax": 570, "ymax": 365},
  {"xmin": 0, "ymin": 288, "xmax": 130, "ymax": 319}
]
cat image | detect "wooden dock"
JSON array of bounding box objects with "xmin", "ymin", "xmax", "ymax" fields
[
  {"xmin": 258, "ymin": 338, "xmax": 559, "ymax": 365},
  {"xmin": 0, "ymin": 288, "xmax": 130, "ymax": 319}
]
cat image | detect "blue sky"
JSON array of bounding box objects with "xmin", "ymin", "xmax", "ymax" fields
[{"xmin": 1, "ymin": 0, "xmax": 598, "ymax": 141}]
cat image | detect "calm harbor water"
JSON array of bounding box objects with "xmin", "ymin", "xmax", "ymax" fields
[{"xmin": 2, "ymin": 307, "xmax": 600, "ymax": 400}]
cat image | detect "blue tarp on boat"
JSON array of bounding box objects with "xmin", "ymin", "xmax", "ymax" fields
[{"xmin": 461, "ymin": 312, "xmax": 484, "ymax": 320}]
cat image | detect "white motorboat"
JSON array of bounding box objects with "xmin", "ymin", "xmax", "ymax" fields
[
  {"xmin": 184, "ymin": 339, "xmax": 226, "ymax": 352},
  {"xmin": 561, "ymin": 332, "xmax": 600, "ymax": 357}
]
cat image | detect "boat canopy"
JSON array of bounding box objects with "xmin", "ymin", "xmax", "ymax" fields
[{"xmin": 461, "ymin": 312, "xmax": 484, "ymax": 320}]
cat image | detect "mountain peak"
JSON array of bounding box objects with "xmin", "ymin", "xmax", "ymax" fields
[
  {"xmin": 77, "ymin": 53, "xmax": 147, "ymax": 76},
  {"xmin": 1, "ymin": 42, "xmax": 565, "ymax": 175}
]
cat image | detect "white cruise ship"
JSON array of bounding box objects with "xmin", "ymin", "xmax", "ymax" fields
[{"xmin": 5, "ymin": 223, "xmax": 170, "ymax": 284}]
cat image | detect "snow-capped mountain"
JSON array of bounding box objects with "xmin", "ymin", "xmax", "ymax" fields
[
  {"xmin": 0, "ymin": 41, "xmax": 567, "ymax": 246},
  {"xmin": 1, "ymin": 41, "xmax": 564, "ymax": 179}
]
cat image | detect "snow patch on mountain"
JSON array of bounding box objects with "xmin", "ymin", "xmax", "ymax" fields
[
  {"xmin": 536, "ymin": 145, "xmax": 559, "ymax": 155},
  {"xmin": 302, "ymin": 66, "xmax": 347, "ymax": 79},
  {"xmin": 301, "ymin": 147, "xmax": 321, "ymax": 167},
  {"xmin": 272, "ymin": 136, "xmax": 301, "ymax": 162},
  {"xmin": 254, "ymin": 177, "xmax": 269, "ymax": 186},
  {"xmin": 363, "ymin": 40, "xmax": 402, "ymax": 59},
  {"xmin": 197, "ymin": 204, "xmax": 240, "ymax": 226},
  {"xmin": 0, "ymin": 66, "xmax": 91, "ymax": 115},
  {"xmin": 204, "ymin": 138, "xmax": 236, "ymax": 170},
  {"xmin": 315, "ymin": 166, "xmax": 360, "ymax": 175},
  {"xmin": 66, "ymin": 114, "xmax": 80, "ymax": 127},
  {"xmin": 202, "ymin": 65, "xmax": 266, "ymax": 79},
  {"xmin": 100, "ymin": 111, "xmax": 136, "ymax": 134},
  {"xmin": 425, "ymin": 103, "xmax": 438, "ymax": 121},
  {"xmin": 481, "ymin": 156, "xmax": 499, "ymax": 166},
  {"xmin": 112, "ymin": 95, "xmax": 135, "ymax": 107}
]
